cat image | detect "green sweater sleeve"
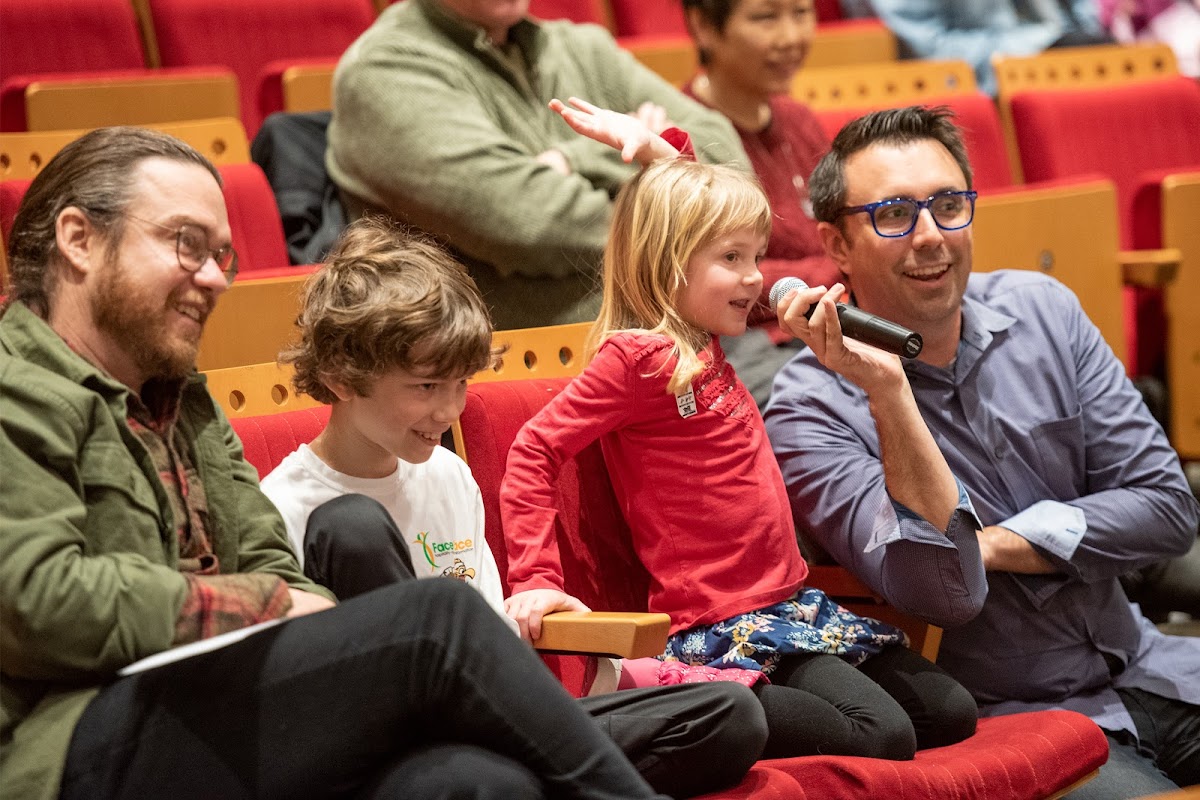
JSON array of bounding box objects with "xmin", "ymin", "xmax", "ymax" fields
[{"xmin": 330, "ymin": 38, "xmax": 615, "ymax": 280}]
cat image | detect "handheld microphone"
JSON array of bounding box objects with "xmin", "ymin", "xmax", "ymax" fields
[{"xmin": 768, "ymin": 277, "xmax": 923, "ymax": 358}]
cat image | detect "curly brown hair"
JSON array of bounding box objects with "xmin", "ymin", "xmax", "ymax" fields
[{"xmin": 281, "ymin": 216, "xmax": 500, "ymax": 404}]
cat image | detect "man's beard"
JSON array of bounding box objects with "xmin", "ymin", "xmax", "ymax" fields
[{"xmin": 91, "ymin": 256, "xmax": 211, "ymax": 382}]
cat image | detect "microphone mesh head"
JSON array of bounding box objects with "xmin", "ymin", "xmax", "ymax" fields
[{"xmin": 768, "ymin": 277, "xmax": 810, "ymax": 311}]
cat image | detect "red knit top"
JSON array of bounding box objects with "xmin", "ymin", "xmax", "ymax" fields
[{"xmin": 501, "ymin": 332, "xmax": 808, "ymax": 634}]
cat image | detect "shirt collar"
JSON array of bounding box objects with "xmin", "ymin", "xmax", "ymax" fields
[{"xmin": 903, "ymin": 287, "xmax": 1017, "ymax": 384}]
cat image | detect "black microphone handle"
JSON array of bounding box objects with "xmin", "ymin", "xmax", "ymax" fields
[{"xmin": 803, "ymin": 303, "xmax": 924, "ymax": 358}]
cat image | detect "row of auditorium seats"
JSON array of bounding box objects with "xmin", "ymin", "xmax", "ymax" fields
[
  {"xmin": 206, "ymin": 324, "xmax": 1110, "ymax": 800},
  {"xmin": 2, "ymin": 42, "xmax": 1197, "ymax": 455},
  {"xmin": 0, "ymin": 0, "xmax": 893, "ymax": 135}
]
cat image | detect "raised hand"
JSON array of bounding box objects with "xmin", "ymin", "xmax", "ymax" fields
[{"xmin": 549, "ymin": 96, "xmax": 680, "ymax": 167}]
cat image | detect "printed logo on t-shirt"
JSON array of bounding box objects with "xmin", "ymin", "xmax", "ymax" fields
[{"xmin": 413, "ymin": 530, "xmax": 478, "ymax": 583}]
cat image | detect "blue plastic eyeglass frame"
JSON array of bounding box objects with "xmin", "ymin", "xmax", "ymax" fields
[{"xmin": 833, "ymin": 190, "xmax": 979, "ymax": 238}]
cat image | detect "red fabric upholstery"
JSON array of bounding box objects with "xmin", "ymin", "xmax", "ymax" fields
[
  {"xmin": 256, "ymin": 56, "xmax": 339, "ymax": 122},
  {"xmin": 528, "ymin": 0, "xmax": 610, "ymax": 26},
  {"xmin": 459, "ymin": 376, "xmax": 1109, "ymax": 799},
  {"xmin": 228, "ymin": 405, "xmax": 330, "ymax": 480},
  {"xmin": 217, "ymin": 163, "xmax": 290, "ymax": 273},
  {"xmin": 1010, "ymin": 76, "xmax": 1200, "ymax": 377},
  {"xmin": 814, "ymin": 92, "xmax": 1013, "ymax": 192},
  {"xmin": 1011, "ymin": 77, "xmax": 1200, "ymax": 248},
  {"xmin": 0, "ymin": 180, "xmax": 31, "ymax": 242},
  {"xmin": 608, "ymin": 0, "xmax": 689, "ymax": 37},
  {"xmin": 146, "ymin": 0, "xmax": 375, "ymax": 134},
  {"xmin": 0, "ymin": 0, "xmax": 145, "ymax": 90}
]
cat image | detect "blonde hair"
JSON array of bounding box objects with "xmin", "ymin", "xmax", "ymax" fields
[
  {"xmin": 590, "ymin": 158, "xmax": 771, "ymax": 393},
  {"xmin": 282, "ymin": 216, "xmax": 501, "ymax": 404}
]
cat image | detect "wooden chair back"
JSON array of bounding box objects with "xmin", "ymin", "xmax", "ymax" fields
[
  {"xmin": 282, "ymin": 63, "xmax": 337, "ymax": 112},
  {"xmin": 973, "ymin": 178, "xmax": 1128, "ymax": 370},
  {"xmin": 0, "ymin": 117, "xmax": 250, "ymax": 182},
  {"xmin": 23, "ymin": 71, "xmax": 239, "ymax": 131},
  {"xmin": 1161, "ymin": 172, "xmax": 1200, "ymax": 458},
  {"xmin": 626, "ymin": 20, "xmax": 896, "ymax": 88},
  {"xmin": 792, "ymin": 59, "xmax": 975, "ymax": 109}
]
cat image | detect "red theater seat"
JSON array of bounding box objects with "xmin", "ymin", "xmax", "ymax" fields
[
  {"xmin": 1010, "ymin": 75, "xmax": 1200, "ymax": 379},
  {"xmin": 145, "ymin": 0, "xmax": 375, "ymax": 135},
  {"xmin": 454, "ymin": 376, "xmax": 1109, "ymax": 799},
  {"xmin": 528, "ymin": 0, "xmax": 610, "ymax": 26}
]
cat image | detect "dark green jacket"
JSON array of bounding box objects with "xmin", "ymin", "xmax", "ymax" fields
[{"xmin": 0, "ymin": 302, "xmax": 329, "ymax": 799}]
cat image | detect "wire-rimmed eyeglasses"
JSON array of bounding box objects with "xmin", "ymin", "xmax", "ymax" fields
[
  {"xmin": 833, "ymin": 190, "xmax": 978, "ymax": 238},
  {"xmin": 125, "ymin": 213, "xmax": 239, "ymax": 285}
]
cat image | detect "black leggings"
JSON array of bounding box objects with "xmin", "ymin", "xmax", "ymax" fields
[{"xmin": 754, "ymin": 645, "xmax": 978, "ymax": 760}]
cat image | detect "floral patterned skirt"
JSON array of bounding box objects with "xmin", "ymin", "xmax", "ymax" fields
[{"xmin": 663, "ymin": 588, "xmax": 908, "ymax": 675}]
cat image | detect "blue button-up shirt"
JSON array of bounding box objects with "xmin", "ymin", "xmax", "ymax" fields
[{"xmin": 766, "ymin": 270, "xmax": 1200, "ymax": 732}]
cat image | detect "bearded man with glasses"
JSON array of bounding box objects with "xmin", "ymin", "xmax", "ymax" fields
[
  {"xmin": 0, "ymin": 127, "xmax": 761, "ymax": 800},
  {"xmin": 765, "ymin": 106, "xmax": 1200, "ymax": 798}
]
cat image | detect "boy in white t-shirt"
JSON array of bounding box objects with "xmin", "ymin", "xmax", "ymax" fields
[
  {"xmin": 260, "ymin": 217, "xmax": 508, "ymax": 619},
  {"xmin": 256, "ymin": 216, "xmax": 771, "ymax": 799}
]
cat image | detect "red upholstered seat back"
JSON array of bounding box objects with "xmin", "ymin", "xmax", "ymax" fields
[
  {"xmin": 146, "ymin": 0, "xmax": 375, "ymax": 134},
  {"xmin": 528, "ymin": 0, "xmax": 610, "ymax": 26},
  {"xmin": 460, "ymin": 378, "xmax": 649, "ymax": 612},
  {"xmin": 228, "ymin": 406, "xmax": 330, "ymax": 480},
  {"xmin": 0, "ymin": 0, "xmax": 146, "ymax": 88},
  {"xmin": 815, "ymin": 91, "xmax": 1014, "ymax": 191},
  {"xmin": 0, "ymin": 180, "xmax": 31, "ymax": 243},
  {"xmin": 458, "ymin": 378, "xmax": 650, "ymax": 695},
  {"xmin": 1011, "ymin": 76, "xmax": 1200, "ymax": 248},
  {"xmin": 217, "ymin": 163, "xmax": 290, "ymax": 273},
  {"xmin": 608, "ymin": 0, "xmax": 689, "ymax": 37}
]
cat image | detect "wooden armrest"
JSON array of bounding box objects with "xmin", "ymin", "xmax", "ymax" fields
[
  {"xmin": 806, "ymin": 564, "xmax": 882, "ymax": 602},
  {"xmin": 805, "ymin": 565, "xmax": 944, "ymax": 663},
  {"xmin": 533, "ymin": 611, "xmax": 671, "ymax": 658},
  {"xmin": 1120, "ymin": 248, "xmax": 1181, "ymax": 288}
]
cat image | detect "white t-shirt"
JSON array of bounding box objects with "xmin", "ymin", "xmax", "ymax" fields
[{"xmin": 261, "ymin": 444, "xmax": 511, "ymax": 627}]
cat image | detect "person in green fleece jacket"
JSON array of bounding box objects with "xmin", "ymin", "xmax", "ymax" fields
[
  {"xmin": 326, "ymin": 0, "xmax": 749, "ymax": 332},
  {"xmin": 0, "ymin": 126, "xmax": 761, "ymax": 800}
]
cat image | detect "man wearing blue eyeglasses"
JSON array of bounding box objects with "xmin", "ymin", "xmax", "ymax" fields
[{"xmin": 765, "ymin": 106, "xmax": 1200, "ymax": 797}]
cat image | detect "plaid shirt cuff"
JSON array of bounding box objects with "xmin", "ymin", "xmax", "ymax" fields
[{"xmin": 173, "ymin": 573, "xmax": 293, "ymax": 645}]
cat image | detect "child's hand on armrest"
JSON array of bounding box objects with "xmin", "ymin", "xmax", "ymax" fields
[
  {"xmin": 504, "ymin": 589, "xmax": 591, "ymax": 643},
  {"xmin": 549, "ymin": 96, "xmax": 681, "ymax": 167}
]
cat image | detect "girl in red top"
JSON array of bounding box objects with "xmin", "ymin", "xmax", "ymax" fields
[{"xmin": 502, "ymin": 108, "xmax": 976, "ymax": 760}]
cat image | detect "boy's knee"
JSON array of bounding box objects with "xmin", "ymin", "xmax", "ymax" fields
[{"xmin": 305, "ymin": 493, "xmax": 408, "ymax": 569}]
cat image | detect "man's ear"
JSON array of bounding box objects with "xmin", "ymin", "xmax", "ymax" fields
[
  {"xmin": 54, "ymin": 206, "xmax": 101, "ymax": 276},
  {"xmin": 817, "ymin": 220, "xmax": 852, "ymax": 273}
]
